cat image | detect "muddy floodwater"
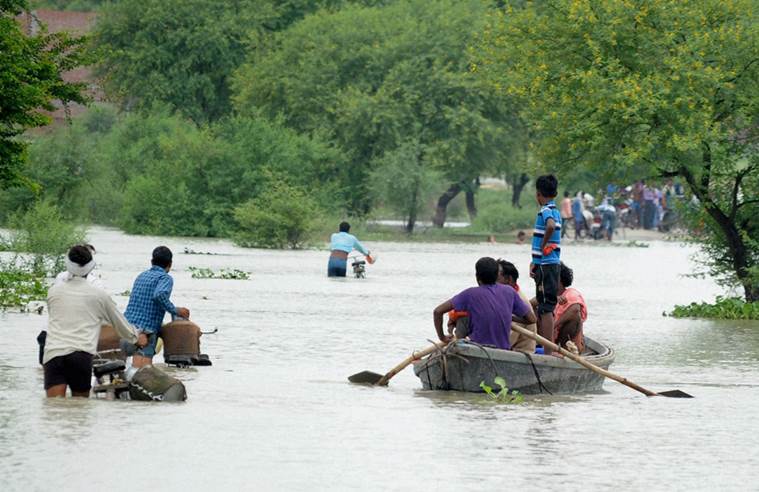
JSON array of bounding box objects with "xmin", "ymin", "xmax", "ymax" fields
[{"xmin": 1, "ymin": 228, "xmax": 758, "ymax": 491}]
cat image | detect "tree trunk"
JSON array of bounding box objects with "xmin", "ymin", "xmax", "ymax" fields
[
  {"xmin": 406, "ymin": 180, "xmax": 419, "ymax": 234},
  {"xmin": 432, "ymin": 183, "xmax": 462, "ymax": 227},
  {"xmin": 465, "ymin": 178, "xmax": 480, "ymax": 220},
  {"xmin": 511, "ymin": 173, "xmax": 530, "ymax": 208},
  {"xmin": 679, "ymin": 148, "xmax": 757, "ymax": 302}
]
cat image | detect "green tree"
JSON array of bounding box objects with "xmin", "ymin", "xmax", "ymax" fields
[
  {"xmin": 369, "ymin": 139, "xmax": 440, "ymax": 233},
  {"xmin": 0, "ymin": 0, "xmax": 88, "ymax": 188},
  {"xmin": 93, "ymin": 0, "xmax": 272, "ymax": 123},
  {"xmin": 478, "ymin": 0, "xmax": 759, "ymax": 301},
  {"xmin": 234, "ymin": 0, "xmax": 520, "ymax": 221}
]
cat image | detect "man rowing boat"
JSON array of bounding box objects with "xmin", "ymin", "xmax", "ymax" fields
[{"xmin": 433, "ymin": 257, "xmax": 536, "ymax": 349}]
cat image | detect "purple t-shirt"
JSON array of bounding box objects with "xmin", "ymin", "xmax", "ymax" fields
[{"xmin": 452, "ymin": 284, "xmax": 530, "ymax": 349}]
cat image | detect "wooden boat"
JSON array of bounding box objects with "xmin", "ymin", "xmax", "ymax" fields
[{"xmin": 412, "ymin": 337, "xmax": 615, "ymax": 395}]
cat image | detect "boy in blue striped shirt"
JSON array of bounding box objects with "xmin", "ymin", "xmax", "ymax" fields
[{"xmin": 530, "ymin": 175, "xmax": 562, "ymax": 355}]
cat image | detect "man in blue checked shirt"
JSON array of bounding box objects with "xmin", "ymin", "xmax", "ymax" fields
[
  {"xmin": 530, "ymin": 174, "xmax": 562, "ymax": 356},
  {"xmin": 125, "ymin": 246, "xmax": 190, "ymax": 367}
]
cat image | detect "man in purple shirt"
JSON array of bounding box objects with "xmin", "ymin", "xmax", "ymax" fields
[{"xmin": 433, "ymin": 257, "xmax": 536, "ymax": 349}]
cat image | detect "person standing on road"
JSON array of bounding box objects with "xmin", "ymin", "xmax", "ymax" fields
[{"xmin": 560, "ymin": 191, "xmax": 573, "ymax": 239}]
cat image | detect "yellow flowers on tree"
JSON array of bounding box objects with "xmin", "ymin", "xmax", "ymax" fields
[{"xmin": 477, "ymin": 0, "xmax": 759, "ymax": 301}]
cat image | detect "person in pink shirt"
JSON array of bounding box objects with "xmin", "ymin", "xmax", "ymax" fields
[{"xmin": 553, "ymin": 262, "xmax": 587, "ymax": 352}]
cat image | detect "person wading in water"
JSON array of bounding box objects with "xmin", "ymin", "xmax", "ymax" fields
[
  {"xmin": 43, "ymin": 245, "xmax": 147, "ymax": 397},
  {"xmin": 328, "ymin": 222, "xmax": 371, "ymax": 277},
  {"xmin": 124, "ymin": 246, "xmax": 190, "ymax": 368}
]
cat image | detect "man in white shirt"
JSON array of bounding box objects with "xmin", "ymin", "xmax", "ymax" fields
[
  {"xmin": 44, "ymin": 245, "xmax": 147, "ymax": 397},
  {"xmin": 53, "ymin": 243, "xmax": 105, "ymax": 290}
]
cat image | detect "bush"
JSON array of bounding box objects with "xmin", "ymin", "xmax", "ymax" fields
[
  {"xmin": 669, "ymin": 296, "xmax": 759, "ymax": 320},
  {"xmin": 4, "ymin": 201, "xmax": 86, "ymax": 274},
  {"xmin": 233, "ymin": 181, "xmax": 321, "ymax": 249},
  {"xmin": 470, "ymin": 196, "xmax": 535, "ymax": 234}
]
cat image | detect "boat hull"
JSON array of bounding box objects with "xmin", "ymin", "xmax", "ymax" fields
[{"xmin": 412, "ymin": 337, "xmax": 615, "ymax": 394}]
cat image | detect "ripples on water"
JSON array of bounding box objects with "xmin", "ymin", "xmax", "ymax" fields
[{"xmin": 1, "ymin": 228, "xmax": 757, "ymax": 491}]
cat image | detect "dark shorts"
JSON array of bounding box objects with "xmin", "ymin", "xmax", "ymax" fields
[
  {"xmin": 43, "ymin": 351, "xmax": 94, "ymax": 391},
  {"xmin": 534, "ymin": 263, "xmax": 560, "ymax": 315},
  {"xmin": 327, "ymin": 257, "xmax": 347, "ymax": 277}
]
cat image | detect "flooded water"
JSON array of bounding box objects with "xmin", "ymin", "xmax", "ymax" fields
[{"xmin": 1, "ymin": 228, "xmax": 757, "ymax": 491}]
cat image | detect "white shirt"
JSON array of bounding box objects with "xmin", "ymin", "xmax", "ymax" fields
[{"xmin": 44, "ymin": 277, "xmax": 139, "ymax": 364}]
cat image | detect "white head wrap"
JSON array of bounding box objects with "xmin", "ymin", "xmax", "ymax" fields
[{"xmin": 65, "ymin": 257, "xmax": 96, "ymax": 278}]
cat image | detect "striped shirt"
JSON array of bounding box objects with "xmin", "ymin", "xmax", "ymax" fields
[{"xmin": 532, "ymin": 200, "xmax": 562, "ymax": 265}]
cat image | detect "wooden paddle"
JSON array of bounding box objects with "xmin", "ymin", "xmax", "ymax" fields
[
  {"xmin": 510, "ymin": 323, "xmax": 692, "ymax": 398},
  {"xmin": 348, "ymin": 341, "xmax": 448, "ymax": 386}
]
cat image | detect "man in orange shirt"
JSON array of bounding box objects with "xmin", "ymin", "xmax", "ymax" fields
[{"xmin": 553, "ymin": 262, "xmax": 587, "ymax": 352}]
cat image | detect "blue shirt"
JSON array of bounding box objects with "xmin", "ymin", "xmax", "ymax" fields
[
  {"xmin": 532, "ymin": 200, "xmax": 562, "ymax": 265},
  {"xmin": 124, "ymin": 266, "xmax": 177, "ymax": 333},
  {"xmin": 330, "ymin": 232, "xmax": 368, "ymax": 255},
  {"xmin": 571, "ymin": 197, "xmax": 583, "ymax": 221}
]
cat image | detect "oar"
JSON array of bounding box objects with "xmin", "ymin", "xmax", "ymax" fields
[
  {"xmin": 348, "ymin": 341, "xmax": 447, "ymax": 386},
  {"xmin": 510, "ymin": 323, "xmax": 692, "ymax": 398}
]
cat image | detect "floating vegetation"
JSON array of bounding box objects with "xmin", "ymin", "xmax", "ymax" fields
[
  {"xmin": 0, "ymin": 261, "xmax": 49, "ymax": 310},
  {"xmin": 187, "ymin": 267, "xmax": 250, "ymax": 280},
  {"xmin": 668, "ymin": 296, "xmax": 759, "ymax": 320},
  {"xmin": 609, "ymin": 240, "xmax": 650, "ymax": 248},
  {"xmin": 183, "ymin": 247, "xmax": 217, "ymax": 255},
  {"xmin": 479, "ymin": 376, "xmax": 524, "ymax": 404}
]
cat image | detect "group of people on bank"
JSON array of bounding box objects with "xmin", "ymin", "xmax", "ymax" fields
[
  {"xmin": 432, "ymin": 175, "xmax": 588, "ymax": 356},
  {"xmin": 41, "ymin": 245, "xmax": 187, "ymax": 397}
]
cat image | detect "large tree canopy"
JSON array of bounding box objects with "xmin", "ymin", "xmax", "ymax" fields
[
  {"xmin": 478, "ymin": 0, "xmax": 759, "ymax": 301},
  {"xmin": 93, "ymin": 0, "xmax": 270, "ymax": 123},
  {"xmin": 0, "ymin": 0, "xmax": 88, "ymax": 188},
  {"xmin": 234, "ymin": 0, "xmax": 521, "ymax": 216}
]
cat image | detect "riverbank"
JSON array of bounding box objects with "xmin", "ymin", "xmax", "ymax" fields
[{"xmin": 347, "ymin": 220, "xmax": 681, "ymax": 245}]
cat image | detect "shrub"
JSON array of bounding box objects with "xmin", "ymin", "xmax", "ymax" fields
[
  {"xmin": 5, "ymin": 201, "xmax": 86, "ymax": 274},
  {"xmin": 470, "ymin": 200, "xmax": 535, "ymax": 233},
  {"xmin": 233, "ymin": 181, "xmax": 321, "ymax": 249}
]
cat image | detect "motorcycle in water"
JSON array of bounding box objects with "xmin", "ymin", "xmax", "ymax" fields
[
  {"xmin": 91, "ymin": 356, "xmax": 187, "ymax": 401},
  {"xmin": 349, "ymin": 254, "xmax": 375, "ymax": 279}
]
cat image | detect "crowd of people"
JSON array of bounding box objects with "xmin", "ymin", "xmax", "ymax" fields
[
  {"xmin": 40, "ymin": 245, "xmax": 189, "ymax": 397},
  {"xmin": 557, "ymin": 179, "xmax": 685, "ymax": 241},
  {"xmin": 432, "ymin": 175, "xmax": 588, "ymax": 357}
]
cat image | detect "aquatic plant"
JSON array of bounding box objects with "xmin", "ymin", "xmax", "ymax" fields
[
  {"xmin": 479, "ymin": 376, "xmax": 524, "ymax": 404},
  {"xmin": 0, "ymin": 260, "xmax": 49, "ymax": 310},
  {"xmin": 669, "ymin": 296, "xmax": 759, "ymax": 321},
  {"xmin": 183, "ymin": 247, "xmax": 217, "ymax": 255},
  {"xmin": 187, "ymin": 267, "xmax": 250, "ymax": 280}
]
